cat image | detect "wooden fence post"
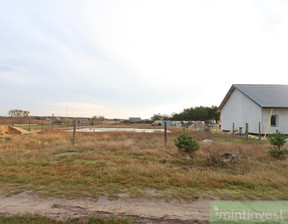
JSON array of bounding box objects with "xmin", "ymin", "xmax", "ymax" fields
[
  {"xmin": 245, "ymin": 123, "xmax": 248, "ymax": 140},
  {"xmin": 72, "ymin": 120, "xmax": 76, "ymax": 146},
  {"xmin": 258, "ymin": 122, "xmax": 261, "ymax": 140},
  {"xmin": 232, "ymin": 122, "xmax": 235, "ymax": 137},
  {"xmin": 164, "ymin": 121, "xmax": 167, "ymax": 147}
]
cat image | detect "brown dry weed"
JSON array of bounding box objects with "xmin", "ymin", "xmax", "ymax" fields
[{"xmin": 0, "ymin": 127, "xmax": 287, "ymax": 200}]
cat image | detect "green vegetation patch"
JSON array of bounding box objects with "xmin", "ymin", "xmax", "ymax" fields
[{"xmin": 0, "ymin": 214, "xmax": 133, "ymax": 224}]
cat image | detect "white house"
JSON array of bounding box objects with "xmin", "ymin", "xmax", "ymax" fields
[{"xmin": 218, "ymin": 84, "xmax": 288, "ymax": 135}]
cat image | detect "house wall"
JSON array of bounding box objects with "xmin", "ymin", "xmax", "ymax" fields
[
  {"xmin": 262, "ymin": 108, "xmax": 288, "ymax": 134},
  {"xmin": 221, "ymin": 89, "xmax": 262, "ymax": 133}
]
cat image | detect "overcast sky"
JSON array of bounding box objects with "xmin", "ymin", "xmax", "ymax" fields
[{"xmin": 1, "ymin": 0, "xmax": 288, "ymax": 119}]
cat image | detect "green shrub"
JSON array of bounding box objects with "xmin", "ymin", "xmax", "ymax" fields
[
  {"xmin": 267, "ymin": 130, "xmax": 287, "ymax": 150},
  {"xmin": 267, "ymin": 130, "xmax": 288, "ymax": 157},
  {"xmin": 174, "ymin": 129, "xmax": 200, "ymax": 153},
  {"xmin": 268, "ymin": 148, "xmax": 288, "ymax": 157}
]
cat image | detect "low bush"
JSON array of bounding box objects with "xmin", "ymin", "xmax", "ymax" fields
[
  {"xmin": 174, "ymin": 129, "xmax": 200, "ymax": 155},
  {"xmin": 267, "ymin": 130, "xmax": 288, "ymax": 158}
]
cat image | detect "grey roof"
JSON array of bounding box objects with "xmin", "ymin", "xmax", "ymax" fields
[{"xmin": 218, "ymin": 84, "xmax": 288, "ymax": 110}]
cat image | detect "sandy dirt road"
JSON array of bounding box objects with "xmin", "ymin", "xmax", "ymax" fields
[{"xmin": 0, "ymin": 191, "xmax": 210, "ymax": 223}]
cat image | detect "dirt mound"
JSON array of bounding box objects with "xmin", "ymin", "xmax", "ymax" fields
[{"xmin": 0, "ymin": 125, "xmax": 28, "ymax": 136}]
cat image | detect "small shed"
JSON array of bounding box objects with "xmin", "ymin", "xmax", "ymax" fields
[{"xmin": 218, "ymin": 84, "xmax": 288, "ymax": 134}]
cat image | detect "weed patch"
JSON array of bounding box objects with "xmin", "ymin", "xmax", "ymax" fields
[
  {"xmin": 0, "ymin": 214, "xmax": 134, "ymax": 224},
  {"xmin": 0, "ymin": 128, "xmax": 287, "ymax": 200}
]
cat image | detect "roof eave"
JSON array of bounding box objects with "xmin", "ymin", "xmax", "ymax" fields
[{"xmin": 262, "ymin": 106, "xmax": 288, "ymax": 109}]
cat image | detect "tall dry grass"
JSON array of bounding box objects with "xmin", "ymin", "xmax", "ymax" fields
[{"xmin": 0, "ymin": 127, "xmax": 287, "ymax": 200}]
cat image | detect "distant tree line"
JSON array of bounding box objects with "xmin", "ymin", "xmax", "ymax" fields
[
  {"xmin": 151, "ymin": 106, "xmax": 219, "ymax": 123},
  {"xmin": 8, "ymin": 109, "xmax": 30, "ymax": 118}
]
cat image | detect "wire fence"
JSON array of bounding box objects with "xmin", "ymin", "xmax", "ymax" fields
[
  {"xmin": 0, "ymin": 117, "xmax": 153, "ymax": 132},
  {"xmin": 0, "ymin": 118, "xmax": 92, "ymax": 131}
]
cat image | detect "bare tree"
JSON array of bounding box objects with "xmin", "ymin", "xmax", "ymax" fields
[
  {"xmin": 91, "ymin": 116, "xmax": 105, "ymax": 125},
  {"xmin": 8, "ymin": 109, "xmax": 30, "ymax": 118},
  {"xmin": 8, "ymin": 109, "xmax": 30, "ymax": 124}
]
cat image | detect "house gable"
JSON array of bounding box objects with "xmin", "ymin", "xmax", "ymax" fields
[
  {"xmin": 221, "ymin": 88, "xmax": 262, "ymax": 132},
  {"xmin": 219, "ymin": 84, "xmax": 288, "ymax": 111},
  {"xmin": 219, "ymin": 84, "xmax": 288, "ymax": 134}
]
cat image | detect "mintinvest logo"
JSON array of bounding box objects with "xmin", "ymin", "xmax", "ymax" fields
[{"xmin": 210, "ymin": 201, "xmax": 288, "ymax": 223}]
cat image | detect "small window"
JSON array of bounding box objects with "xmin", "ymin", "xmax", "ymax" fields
[{"xmin": 271, "ymin": 115, "xmax": 278, "ymax": 127}]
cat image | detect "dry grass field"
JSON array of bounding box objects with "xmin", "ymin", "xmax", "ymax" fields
[{"xmin": 0, "ymin": 126, "xmax": 287, "ymax": 202}]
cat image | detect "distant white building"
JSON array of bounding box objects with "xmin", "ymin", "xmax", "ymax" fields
[
  {"xmin": 161, "ymin": 120, "xmax": 172, "ymax": 127},
  {"xmin": 218, "ymin": 84, "xmax": 288, "ymax": 134},
  {"xmin": 129, "ymin": 117, "xmax": 141, "ymax": 122}
]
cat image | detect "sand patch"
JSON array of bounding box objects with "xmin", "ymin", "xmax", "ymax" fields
[
  {"xmin": 0, "ymin": 190, "xmax": 210, "ymax": 223},
  {"xmin": 0, "ymin": 125, "xmax": 28, "ymax": 136}
]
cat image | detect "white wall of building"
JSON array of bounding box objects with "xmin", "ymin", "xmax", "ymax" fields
[
  {"xmin": 262, "ymin": 108, "xmax": 288, "ymax": 134},
  {"xmin": 221, "ymin": 89, "xmax": 262, "ymax": 133}
]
